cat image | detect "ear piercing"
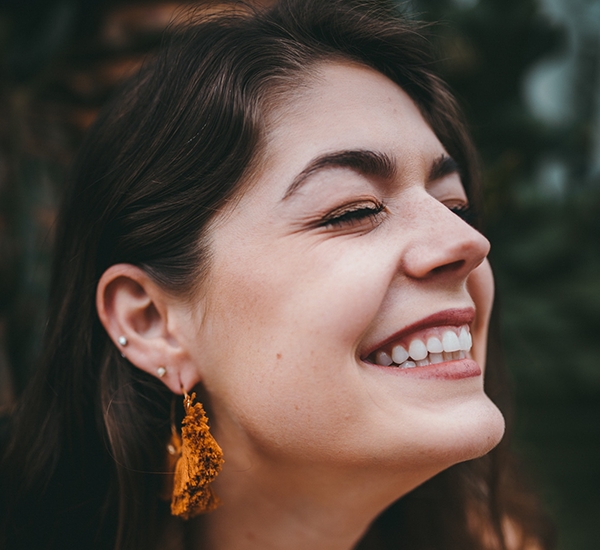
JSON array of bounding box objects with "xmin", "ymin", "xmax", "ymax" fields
[
  {"xmin": 117, "ymin": 337, "xmax": 167, "ymax": 378},
  {"xmin": 117, "ymin": 336, "xmax": 167, "ymax": 379}
]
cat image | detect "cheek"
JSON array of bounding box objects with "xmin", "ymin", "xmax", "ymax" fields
[
  {"xmin": 467, "ymin": 259, "xmax": 494, "ymax": 368},
  {"xmin": 204, "ymin": 245, "xmax": 380, "ymax": 356},
  {"xmin": 197, "ymin": 243, "xmax": 391, "ymax": 455}
]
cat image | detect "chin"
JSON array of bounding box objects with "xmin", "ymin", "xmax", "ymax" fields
[
  {"xmin": 430, "ymin": 395, "xmax": 506, "ymax": 467},
  {"xmin": 374, "ymin": 393, "xmax": 506, "ymax": 475}
]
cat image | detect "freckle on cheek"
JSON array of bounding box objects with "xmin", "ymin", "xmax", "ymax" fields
[{"xmin": 276, "ymin": 353, "xmax": 282, "ymax": 360}]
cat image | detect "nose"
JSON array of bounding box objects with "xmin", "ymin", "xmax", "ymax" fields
[{"xmin": 400, "ymin": 195, "xmax": 490, "ymax": 282}]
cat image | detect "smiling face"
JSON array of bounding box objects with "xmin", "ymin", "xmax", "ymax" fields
[{"xmin": 185, "ymin": 62, "xmax": 504, "ymax": 479}]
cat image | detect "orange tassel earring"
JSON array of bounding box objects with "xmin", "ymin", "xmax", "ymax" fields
[{"xmin": 170, "ymin": 390, "xmax": 224, "ymax": 519}]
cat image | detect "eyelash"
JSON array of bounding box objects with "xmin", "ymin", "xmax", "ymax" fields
[
  {"xmin": 320, "ymin": 201, "xmax": 386, "ymax": 228},
  {"xmin": 449, "ymin": 203, "xmax": 476, "ymax": 226},
  {"xmin": 320, "ymin": 201, "xmax": 475, "ymax": 228}
]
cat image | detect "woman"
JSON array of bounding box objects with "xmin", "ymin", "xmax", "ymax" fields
[{"xmin": 0, "ymin": 0, "xmax": 554, "ymax": 548}]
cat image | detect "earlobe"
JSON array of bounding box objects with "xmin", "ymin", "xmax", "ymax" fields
[{"xmin": 96, "ymin": 264, "xmax": 202, "ymax": 394}]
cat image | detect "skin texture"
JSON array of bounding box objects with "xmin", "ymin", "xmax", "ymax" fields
[{"xmin": 97, "ymin": 62, "xmax": 505, "ymax": 549}]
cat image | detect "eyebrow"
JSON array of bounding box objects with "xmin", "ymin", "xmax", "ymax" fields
[
  {"xmin": 282, "ymin": 149, "xmax": 396, "ymax": 200},
  {"xmin": 428, "ymin": 154, "xmax": 460, "ymax": 183},
  {"xmin": 281, "ymin": 150, "xmax": 460, "ymax": 201}
]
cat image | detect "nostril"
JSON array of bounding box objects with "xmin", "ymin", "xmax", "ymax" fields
[{"xmin": 430, "ymin": 259, "xmax": 465, "ymax": 276}]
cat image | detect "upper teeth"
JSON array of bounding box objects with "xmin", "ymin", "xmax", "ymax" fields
[{"xmin": 373, "ymin": 326, "xmax": 473, "ymax": 368}]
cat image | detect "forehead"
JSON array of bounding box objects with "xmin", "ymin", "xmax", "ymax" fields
[
  {"xmin": 258, "ymin": 61, "xmax": 447, "ymax": 185},
  {"xmin": 209, "ymin": 61, "xmax": 450, "ymax": 232}
]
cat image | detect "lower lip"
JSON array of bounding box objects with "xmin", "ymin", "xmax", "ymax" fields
[{"xmin": 370, "ymin": 359, "xmax": 481, "ymax": 380}]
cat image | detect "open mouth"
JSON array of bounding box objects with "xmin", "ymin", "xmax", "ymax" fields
[{"xmin": 365, "ymin": 325, "xmax": 472, "ymax": 369}]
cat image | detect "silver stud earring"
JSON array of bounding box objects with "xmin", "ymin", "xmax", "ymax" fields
[
  {"xmin": 118, "ymin": 336, "xmax": 128, "ymax": 346},
  {"xmin": 157, "ymin": 366, "xmax": 167, "ymax": 378}
]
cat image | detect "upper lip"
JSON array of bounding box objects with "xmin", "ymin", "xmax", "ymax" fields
[{"xmin": 360, "ymin": 307, "xmax": 476, "ymax": 359}]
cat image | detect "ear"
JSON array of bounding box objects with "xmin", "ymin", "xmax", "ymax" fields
[{"xmin": 96, "ymin": 264, "xmax": 201, "ymax": 394}]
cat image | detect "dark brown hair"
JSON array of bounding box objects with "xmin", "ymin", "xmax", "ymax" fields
[{"xmin": 1, "ymin": 1, "xmax": 554, "ymax": 549}]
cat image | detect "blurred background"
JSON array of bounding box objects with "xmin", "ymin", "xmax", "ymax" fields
[{"xmin": 0, "ymin": 0, "xmax": 598, "ymax": 548}]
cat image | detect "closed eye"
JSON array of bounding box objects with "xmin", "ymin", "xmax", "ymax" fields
[
  {"xmin": 448, "ymin": 203, "xmax": 476, "ymax": 226},
  {"xmin": 320, "ymin": 201, "xmax": 386, "ymax": 228}
]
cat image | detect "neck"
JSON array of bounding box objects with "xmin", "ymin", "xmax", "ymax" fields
[{"xmin": 194, "ymin": 453, "xmax": 437, "ymax": 550}]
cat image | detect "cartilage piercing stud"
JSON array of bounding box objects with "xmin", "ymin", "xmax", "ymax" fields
[{"xmin": 118, "ymin": 336, "xmax": 128, "ymax": 346}]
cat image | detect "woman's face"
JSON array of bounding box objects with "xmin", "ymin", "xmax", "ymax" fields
[{"xmin": 184, "ymin": 62, "xmax": 504, "ymax": 476}]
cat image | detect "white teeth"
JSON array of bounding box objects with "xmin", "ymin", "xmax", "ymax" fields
[
  {"xmin": 373, "ymin": 326, "xmax": 472, "ymax": 368},
  {"xmin": 442, "ymin": 330, "xmax": 460, "ymax": 352},
  {"xmin": 391, "ymin": 344, "xmax": 409, "ymax": 364},
  {"xmin": 408, "ymin": 339, "xmax": 428, "ymax": 361},
  {"xmin": 429, "ymin": 352, "xmax": 444, "ymax": 364},
  {"xmin": 376, "ymin": 351, "xmax": 393, "ymax": 366},
  {"xmin": 458, "ymin": 327, "xmax": 471, "ymax": 351},
  {"xmin": 426, "ymin": 336, "xmax": 443, "ymax": 354}
]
